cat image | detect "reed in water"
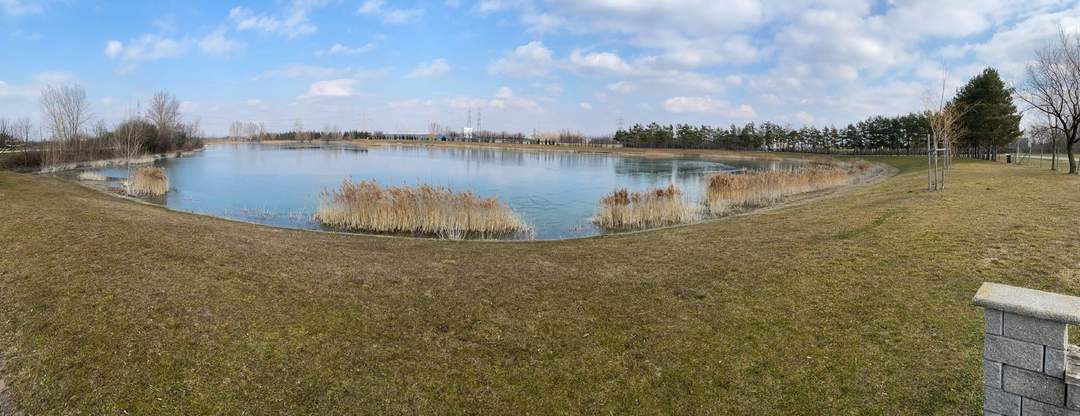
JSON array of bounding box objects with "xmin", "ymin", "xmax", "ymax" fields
[
  {"xmin": 77, "ymin": 171, "xmax": 106, "ymax": 181},
  {"xmin": 315, "ymin": 179, "xmax": 530, "ymax": 239},
  {"xmin": 592, "ymin": 184, "xmax": 699, "ymax": 230},
  {"xmin": 126, "ymin": 166, "xmax": 170, "ymax": 196},
  {"xmin": 706, "ymin": 162, "xmax": 875, "ymax": 215}
]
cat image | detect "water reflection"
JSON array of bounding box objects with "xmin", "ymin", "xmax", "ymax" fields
[{"xmin": 86, "ymin": 144, "xmax": 804, "ymax": 240}]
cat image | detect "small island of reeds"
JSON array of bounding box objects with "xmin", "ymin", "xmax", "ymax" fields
[
  {"xmin": 314, "ymin": 179, "xmax": 531, "ymax": 239},
  {"xmin": 593, "ymin": 161, "xmax": 880, "ymax": 232},
  {"xmin": 592, "ymin": 184, "xmax": 700, "ymax": 231},
  {"xmin": 706, "ymin": 166, "xmax": 852, "ymax": 215},
  {"xmin": 125, "ymin": 166, "xmax": 170, "ymax": 196}
]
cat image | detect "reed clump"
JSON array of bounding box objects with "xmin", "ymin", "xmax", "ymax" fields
[
  {"xmin": 315, "ymin": 179, "xmax": 530, "ymax": 239},
  {"xmin": 706, "ymin": 165, "xmax": 861, "ymax": 215},
  {"xmin": 77, "ymin": 171, "xmax": 106, "ymax": 181},
  {"xmin": 593, "ymin": 184, "xmax": 700, "ymax": 230},
  {"xmin": 126, "ymin": 167, "xmax": 170, "ymax": 196}
]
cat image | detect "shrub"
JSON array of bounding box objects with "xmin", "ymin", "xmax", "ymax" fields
[
  {"xmin": 0, "ymin": 150, "xmax": 43, "ymax": 171},
  {"xmin": 315, "ymin": 179, "xmax": 530, "ymax": 239},
  {"xmin": 593, "ymin": 184, "xmax": 699, "ymax": 230}
]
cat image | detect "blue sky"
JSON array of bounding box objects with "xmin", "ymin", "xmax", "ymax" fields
[{"xmin": 2, "ymin": 0, "xmax": 1080, "ymax": 136}]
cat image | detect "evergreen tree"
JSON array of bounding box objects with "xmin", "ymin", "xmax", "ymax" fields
[{"xmin": 953, "ymin": 67, "xmax": 1023, "ymax": 159}]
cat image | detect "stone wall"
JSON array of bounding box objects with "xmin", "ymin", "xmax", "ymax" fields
[{"xmin": 974, "ymin": 282, "xmax": 1080, "ymax": 416}]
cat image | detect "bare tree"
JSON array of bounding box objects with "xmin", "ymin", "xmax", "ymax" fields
[
  {"xmin": 146, "ymin": 91, "xmax": 181, "ymax": 139},
  {"xmin": 1018, "ymin": 30, "xmax": 1080, "ymax": 174},
  {"xmin": 13, "ymin": 118, "xmax": 33, "ymax": 148},
  {"xmin": 113, "ymin": 117, "xmax": 147, "ymax": 161},
  {"xmin": 229, "ymin": 121, "xmax": 243, "ymax": 140},
  {"xmin": 0, "ymin": 118, "xmax": 9, "ymax": 149},
  {"xmin": 294, "ymin": 119, "xmax": 310, "ymax": 142},
  {"xmin": 39, "ymin": 84, "xmax": 92, "ymax": 166},
  {"xmin": 321, "ymin": 123, "xmax": 341, "ymax": 141},
  {"xmin": 181, "ymin": 118, "xmax": 202, "ymax": 141},
  {"xmin": 1031, "ymin": 113, "xmax": 1062, "ymax": 170}
]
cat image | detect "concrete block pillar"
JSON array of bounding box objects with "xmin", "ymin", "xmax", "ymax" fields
[{"xmin": 974, "ymin": 282, "xmax": 1080, "ymax": 416}]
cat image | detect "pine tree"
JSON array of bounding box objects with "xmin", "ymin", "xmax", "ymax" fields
[{"xmin": 954, "ymin": 68, "xmax": 1023, "ymax": 160}]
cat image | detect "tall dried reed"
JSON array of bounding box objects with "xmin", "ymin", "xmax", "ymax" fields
[
  {"xmin": 593, "ymin": 184, "xmax": 700, "ymax": 230},
  {"xmin": 705, "ymin": 162, "xmax": 874, "ymax": 215},
  {"xmin": 126, "ymin": 166, "xmax": 170, "ymax": 196},
  {"xmin": 315, "ymin": 179, "xmax": 530, "ymax": 239},
  {"xmin": 77, "ymin": 171, "xmax": 106, "ymax": 181}
]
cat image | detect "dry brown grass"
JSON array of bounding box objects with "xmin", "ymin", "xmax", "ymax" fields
[
  {"xmin": 705, "ymin": 162, "xmax": 875, "ymax": 215},
  {"xmin": 125, "ymin": 167, "xmax": 169, "ymax": 196},
  {"xmin": 3, "ymin": 157, "xmax": 1075, "ymax": 414},
  {"xmin": 593, "ymin": 184, "xmax": 700, "ymax": 230},
  {"xmin": 315, "ymin": 179, "xmax": 530, "ymax": 239}
]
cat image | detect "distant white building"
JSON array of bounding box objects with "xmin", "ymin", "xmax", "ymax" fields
[{"xmin": 463, "ymin": 127, "xmax": 474, "ymax": 140}]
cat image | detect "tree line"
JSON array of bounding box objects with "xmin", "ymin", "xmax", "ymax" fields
[
  {"xmin": 614, "ymin": 114, "xmax": 931, "ymax": 154},
  {"xmin": 615, "ymin": 68, "xmax": 1023, "ymax": 158},
  {"xmin": 1, "ymin": 85, "xmax": 204, "ymax": 170}
]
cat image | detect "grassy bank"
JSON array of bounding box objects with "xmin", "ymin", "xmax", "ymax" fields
[{"xmin": 2, "ymin": 153, "xmax": 1080, "ymax": 414}]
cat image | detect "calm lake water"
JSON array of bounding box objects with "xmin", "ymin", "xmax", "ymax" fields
[{"xmin": 89, "ymin": 143, "xmax": 803, "ymax": 240}]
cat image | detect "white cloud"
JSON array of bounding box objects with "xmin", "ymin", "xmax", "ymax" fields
[
  {"xmin": 579, "ymin": 102, "xmax": 593, "ymax": 110},
  {"xmin": 254, "ymin": 64, "xmax": 385, "ymax": 81},
  {"xmin": 0, "ymin": 0, "xmax": 43, "ymax": 17},
  {"xmin": 316, "ymin": 42, "xmax": 377, "ymax": 57},
  {"xmin": 229, "ymin": 1, "xmax": 323, "ymax": 38},
  {"xmin": 548, "ymin": 0, "xmax": 762, "ymax": 35},
  {"xmin": 304, "ymin": 79, "xmax": 358, "ymax": 98},
  {"xmin": 494, "ymin": 86, "xmax": 513, "ymax": 99},
  {"xmin": 0, "ymin": 71, "xmax": 75, "ymax": 98},
  {"xmin": 794, "ymin": 111, "xmax": 815, "ymax": 125},
  {"xmin": 568, "ymin": 49, "xmax": 633, "ymax": 74},
  {"xmin": 522, "ymin": 12, "xmax": 563, "ymax": 33},
  {"xmin": 534, "ymin": 82, "xmax": 563, "ymax": 95},
  {"xmin": 663, "ymin": 96, "xmax": 756, "ymax": 118},
  {"xmin": 199, "ymin": 27, "xmax": 246, "ymax": 57},
  {"xmin": 103, "ymin": 35, "xmax": 187, "ymax": 70},
  {"xmin": 607, "ymin": 81, "xmax": 637, "ymax": 94},
  {"xmin": 517, "ymin": 0, "xmax": 764, "ymax": 70},
  {"xmin": 152, "ymin": 15, "xmax": 178, "ymax": 33},
  {"xmin": 406, "ymin": 58, "xmax": 451, "ymax": 78},
  {"xmin": 357, "ymin": 0, "xmax": 425, "ymax": 24},
  {"xmin": 473, "ymin": 0, "xmax": 506, "ymax": 15},
  {"xmin": 447, "ymin": 87, "xmax": 541, "ymax": 112},
  {"xmin": 104, "ymin": 40, "xmax": 124, "ymax": 58},
  {"xmin": 387, "ymin": 98, "xmax": 434, "ymax": 109},
  {"xmin": 489, "ymin": 41, "xmax": 554, "ymax": 78}
]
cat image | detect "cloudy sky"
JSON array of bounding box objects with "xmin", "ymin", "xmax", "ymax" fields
[{"xmin": 1, "ymin": 0, "xmax": 1079, "ymax": 136}]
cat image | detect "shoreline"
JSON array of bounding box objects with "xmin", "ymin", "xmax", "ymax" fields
[
  {"xmin": 205, "ymin": 139, "xmax": 819, "ymax": 163},
  {"xmin": 37, "ymin": 147, "xmax": 205, "ymax": 174},
  {"xmin": 67, "ymin": 144, "xmax": 895, "ymax": 243}
]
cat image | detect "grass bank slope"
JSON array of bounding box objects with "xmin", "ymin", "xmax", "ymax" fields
[{"xmin": 1, "ymin": 156, "xmax": 1079, "ymax": 414}]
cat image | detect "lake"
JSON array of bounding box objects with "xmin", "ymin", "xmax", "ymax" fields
[{"xmin": 87, "ymin": 143, "xmax": 804, "ymax": 240}]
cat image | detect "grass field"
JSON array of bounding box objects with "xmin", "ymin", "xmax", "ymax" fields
[{"xmin": 2, "ymin": 152, "xmax": 1080, "ymax": 414}]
